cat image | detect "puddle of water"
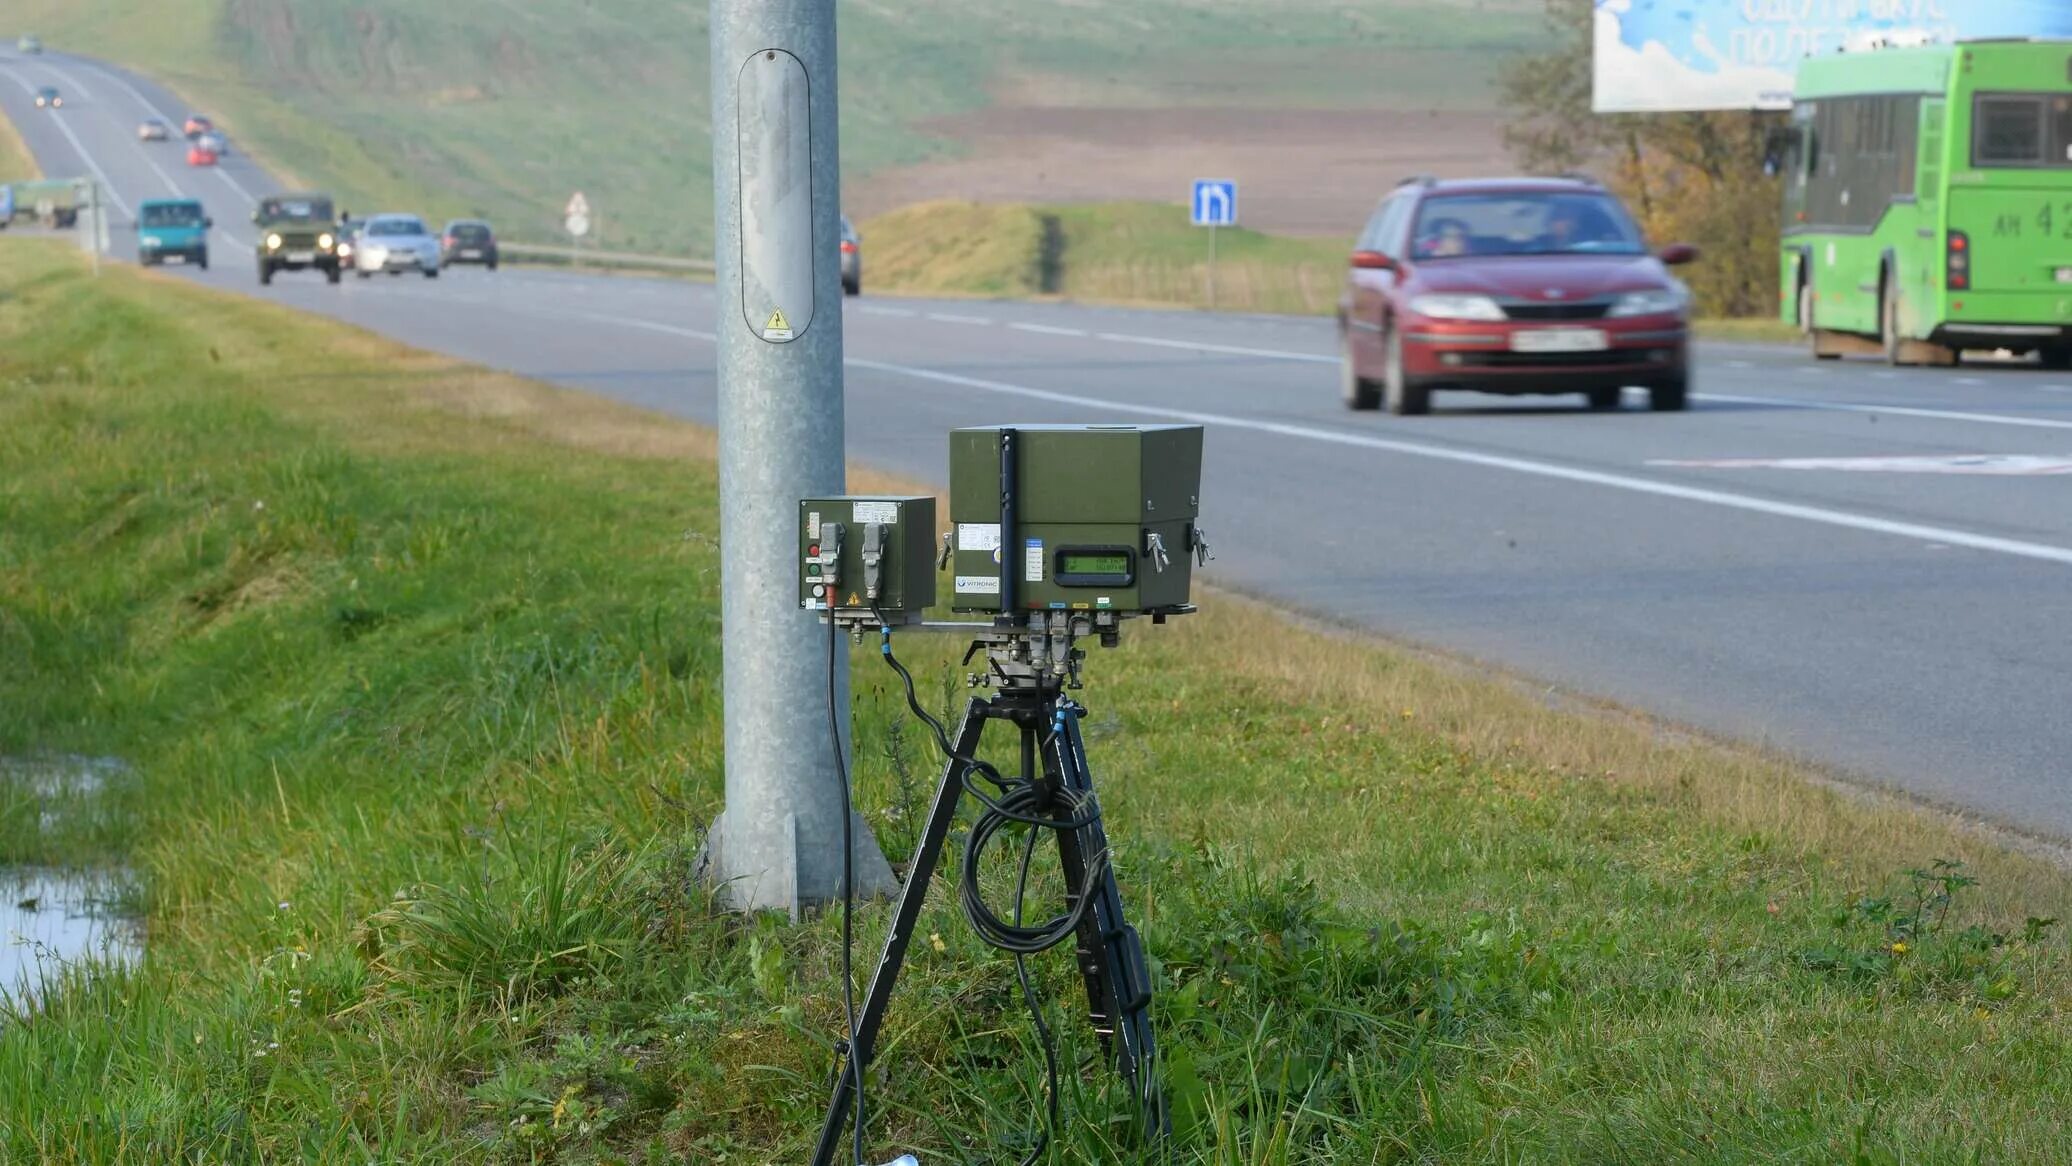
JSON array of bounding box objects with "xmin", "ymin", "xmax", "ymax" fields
[
  {"xmin": 0, "ymin": 757, "xmax": 139, "ymax": 1005},
  {"xmin": 0, "ymin": 868, "xmax": 138, "ymax": 1005}
]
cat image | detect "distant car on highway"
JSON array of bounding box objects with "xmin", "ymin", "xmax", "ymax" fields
[
  {"xmin": 253, "ymin": 193, "xmax": 341, "ymax": 286},
  {"xmin": 17, "ymin": 35, "xmax": 41, "ymax": 55},
  {"xmin": 1339, "ymin": 175, "xmax": 1696, "ymax": 415},
  {"xmin": 183, "ymin": 115, "xmax": 212, "ymax": 139},
  {"xmin": 354, "ymin": 214, "xmax": 442, "ymax": 279},
  {"xmin": 137, "ymin": 118, "xmax": 170, "ymax": 142},
  {"xmin": 136, "ymin": 198, "xmax": 210, "ymax": 269},
  {"xmin": 33, "ymin": 87, "xmax": 61, "ymax": 110},
  {"xmin": 440, "ymin": 219, "xmax": 498, "ymax": 269},
  {"xmin": 196, "ymin": 130, "xmax": 228, "ymax": 156},
  {"xmin": 186, "ymin": 140, "xmax": 218, "ymax": 167},
  {"xmin": 840, "ymin": 214, "xmax": 861, "ymax": 296}
]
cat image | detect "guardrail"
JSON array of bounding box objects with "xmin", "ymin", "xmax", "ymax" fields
[{"xmin": 499, "ymin": 242, "xmax": 715, "ymax": 274}]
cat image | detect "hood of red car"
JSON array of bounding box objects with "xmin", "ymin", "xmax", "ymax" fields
[{"xmin": 1408, "ymin": 253, "xmax": 1671, "ymax": 301}]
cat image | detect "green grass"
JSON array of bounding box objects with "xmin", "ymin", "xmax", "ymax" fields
[
  {"xmin": 1696, "ymin": 317, "xmax": 1804, "ymax": 345},
  {"xmin": 6, "ymin": 237, "xmax": 2072, "ymax": 1160},
  {"xmin": 0, "ymin": 105, "xmax": 35, "ymax": 184},
  {"xmin": 865, "ymin": 200, "xmax": 1352, "ymax": 315},
  {"xmin": 6, "ymin": 0, "xmax": 1544, "ymax": 255}
]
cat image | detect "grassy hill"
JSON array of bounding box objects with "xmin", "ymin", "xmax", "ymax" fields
[
  {"xmin": 861, "ymin": 199, "xmax": 1352, "ymax": 314},
  {"xmin": 3, "ymin": 0, "xmax": 1546, "ymax": 253}
]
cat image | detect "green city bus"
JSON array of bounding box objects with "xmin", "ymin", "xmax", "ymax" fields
[{"xmin": 1776, "ymin": 40, "xmax": 2072, "ymax": 367}]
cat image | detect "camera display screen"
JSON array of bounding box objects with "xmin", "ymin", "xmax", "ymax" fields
[{"xmin": 1060, "ymin": 552, "xmax": 1130, "ymax": 577}]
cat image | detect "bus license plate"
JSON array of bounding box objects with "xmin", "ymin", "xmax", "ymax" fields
[{"xmin": 1511, "ymin": 328, "xmax": 1608, "ymax": 354}]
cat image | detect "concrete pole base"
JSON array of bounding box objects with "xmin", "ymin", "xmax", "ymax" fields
[{"xmin": 698, "ymin": 805, "xmax": 899, "ymax": 918}]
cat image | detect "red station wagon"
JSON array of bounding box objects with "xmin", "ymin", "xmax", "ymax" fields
[{"xmin": 1339, "ymin": 176, "xmax": 1699, "ymax": 415}]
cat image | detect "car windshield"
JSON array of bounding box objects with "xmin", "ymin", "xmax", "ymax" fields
[
  {"xmin": 260, "ymin": 197, "xmax": 333, "ymax": 223},
  {"xmin": 1410, "ymin": 192, "xmax": 1644, "ymax": 260},
  {"xmin": 450, "ymin": 223, "xmax": 490, "ymax": 240},
  {"xmin": 141, "ymin": 204, "xmax": 202, "ymax": 227},
  {"xmin": 369, "ymin": 218, "xmax": 427, "ymax": 237}
]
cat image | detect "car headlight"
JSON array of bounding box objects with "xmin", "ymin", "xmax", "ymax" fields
[
  {"xmin": 1608, "ymin": 288, "xmax": 1688, "ymax": 318},
  {"xmin": 1408, "ymin": 294, "xmax": 1507, "ymax": 322},
  {"xmin": 265, "ymin": 233, "xmax": 283, "ymax": 250},
  {"xmin": 318, "ymin": 233, "xmax": 335, "ymax": 250},
  {"xmin": 142, "ymin": 236, "xmax": 163, "ymax": 247}
]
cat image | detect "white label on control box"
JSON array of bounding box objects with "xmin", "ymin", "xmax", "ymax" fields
[
  {"xmin": 1024, "ymin": 539, "xmax": 1045, "ymax": 583},
  {"xmin": 958, "ymin": 523, "xmax": 1001, "ymax": 552},
  {"xmin": 955, "ymin": 575, "xmax": 1001, "ymax": 595},
  {"xmin": 808, "ymin": 511, "xmax": 822, "ymax": 541},
  {"xmin": 852, "ymin": 501, "xmax": 899, "ymax": 525}
]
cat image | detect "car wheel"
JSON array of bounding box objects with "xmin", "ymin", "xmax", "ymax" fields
[
  {"xmin": 425, "ymin": 268, "xmax": 439, "ymax": 279},
  {"xmin": 486, "ymin": 260, "xmax": 498, "ymax": 272},
  {"xmin": 356, "ymin": 267, "xmax": 371, "ymax": 279},
  {"xmin": 1586, "ymin": 386, "xmax": 1622, "ymax": 411},
  {"xmin": 258, "ymin": 261, "xmax": 273, "ymax": 286},
  {"xmin": 1382, "ymin": 324, "xmax": 1430, "ymax": 416},
  {"xmin": 1340, "ymin": 329, "xmax": 1380, "ymax": 411},
  {"xmin": 843, "ymin": 276, "xmax": 860, "ymax": 297},
  {"xmin": 197, "ymin": 250, "xmax": 208, "ymax": 271},
  {"xmin": 389, "ymin": 270, "xmax": 402, "ymax": 277},
  {"xmin": 326, "ymin": 264, "xmax": 341, "ymax": 285},
  {"xmin": 1649, "ymin": 375, "xmax": 1689, "ymax": 412}
]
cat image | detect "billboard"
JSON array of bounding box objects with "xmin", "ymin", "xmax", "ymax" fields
[{"xmin": 1594, "ymin": 0, "xmax": 2072, "ymax": 113}]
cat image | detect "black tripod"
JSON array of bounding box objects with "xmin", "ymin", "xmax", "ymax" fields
[{"xmin": 811, "ymin": 668, "xmax": 1165, "ymax": 1165}]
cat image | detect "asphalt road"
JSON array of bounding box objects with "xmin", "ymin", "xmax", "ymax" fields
[{"xmin": 9, "ymin": 49, "xmax": 2072, "ymax": 837}]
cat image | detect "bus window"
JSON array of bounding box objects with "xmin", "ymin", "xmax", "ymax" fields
[{"xmin": 1973, "ymin": 94, "xmax": 2072, "ymax": 168}]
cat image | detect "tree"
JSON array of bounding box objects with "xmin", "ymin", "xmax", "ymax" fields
[{"xmin": 1499, "ymin": 0, "xmax": 1784, "ymax": 318}]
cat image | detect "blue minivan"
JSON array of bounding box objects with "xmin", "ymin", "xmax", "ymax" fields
[{"xmin": 137, "ymin": 198, "xmax": 211, "ymax": 268}]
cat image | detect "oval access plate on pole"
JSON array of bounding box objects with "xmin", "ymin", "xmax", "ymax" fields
[
  {"xmin": 565, "ymin": 191, "xmax": 591, "ymax": 239},
  {"xmin": 738, "ymin": 48, "xmax": 814, "ymax": 343}
]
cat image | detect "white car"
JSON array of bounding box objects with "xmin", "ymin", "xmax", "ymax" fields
[{"xmin": 353, "ymin": 214, "xmax": 442, "ymax": 278}]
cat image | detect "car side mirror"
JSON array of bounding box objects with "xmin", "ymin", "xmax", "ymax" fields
[
  {"xmin": 203, "ymin": 217, "xmax": 214, "ymax": 228},
  {"xmin": 1659, "ymin": 243, "xmax": 1699, "ymax": 266},
  {"xmin": 250, "ymin": 210, "xmax": 259, "ymax": 224},
  {"xmin": 1350, "ymin": 250, "xmax": 1395, "ymax": 271}
]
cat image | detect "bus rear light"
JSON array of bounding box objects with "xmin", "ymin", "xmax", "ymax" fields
[{"xmin": 1948, "ymin": 230, "xmax": 1971, "ymax": 290}]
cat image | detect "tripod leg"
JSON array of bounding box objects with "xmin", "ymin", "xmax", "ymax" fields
[
  {"xmin": 811, "ymin": 697, "xmax": 989, "ymax": 1166},
  {"xmin": 1049, "ymin": 699, "xmax": 1166, "ymax": 1136}
]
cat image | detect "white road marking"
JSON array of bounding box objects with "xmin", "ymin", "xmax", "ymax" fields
[
  {"xmin": 840, "ymin": 357, "xmax": 2072, "ymax": 570},
  {"xmin": 1727, "ymin": 360, "xmax": 1754, "ymax": 369},
  {"xmin": 210, "ymin": 164, "xmax": 255, "ymax": 205},
  {"xmin": 925, "ymin": 312, "xmax": 993, "ymax": 325},
  {"xmin": 79, "ymin": 60, "xmax": 177, "ymax": 126},
  {"xmin": 2042, "ymin": 385, "xmax": 2072, "ymax": 393},
  {"xmin": 1650, "ymin": 453, "xmax": 2072, "ymax": 476},
  {"xmin": 1010, "ymin": 322, "xmax": 1090, "ymax": 337},
  {"xmin": 139, "ymin": 151, "xmax": 184, "ymax": 196},
  {"xmin": 1699, "ymin": 392, "xmax": 2072, "ymax": 433},
  {"xmin": 1091, "ymin": 331, "xmax": 1337, "ymax": 364},
  {"xmin": 1956, "ymin": 377, "xmax": 1986, "ymax": 386},
  {"xmin": 860, "ymin": 305, "xmax": 917, "ymax": 318}
]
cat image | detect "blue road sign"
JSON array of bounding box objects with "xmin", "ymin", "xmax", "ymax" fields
[{"xmin": 1191, "ymin": 179, "xmax": 1236, "ymax": 228}]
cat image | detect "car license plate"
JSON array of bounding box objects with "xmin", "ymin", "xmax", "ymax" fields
[
  {"xmin": 285, "ymin": 250, "xmax": 314, "ymax": 263},
  {"xmin": 460, "ymin": 249, "xmax": 481, "ymax": 259},
  {"xmin": 1510, "ymin": 328, "xmax": 1609, "ymax": 354},
  {"xmin": 2056, "ymin": 267, "xmax": 2072, "ymax": 284}
]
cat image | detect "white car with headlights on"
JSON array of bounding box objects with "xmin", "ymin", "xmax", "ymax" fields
[{"xmin": 353, "ymin": 214, "xmax": 443, "ymax": 279}]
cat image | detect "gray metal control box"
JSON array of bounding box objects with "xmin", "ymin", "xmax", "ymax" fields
[
  {"xmin": 948, "ymin": 425, "xmax": 1203, "ymax": 615},
  {"xmin": 799, "ymin": 496, "xmax": 938, "ymax": 625}
]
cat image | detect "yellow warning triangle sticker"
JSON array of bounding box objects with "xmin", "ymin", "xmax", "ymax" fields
[
  {"xmin": 846, "ymin": 592, "xmax": 860, "ymax": 607},
  {"xmin": 766, "ymin": 308, "xmax": 790, "ymax": 332}
]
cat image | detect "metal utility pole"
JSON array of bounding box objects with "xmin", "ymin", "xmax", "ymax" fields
[{"xmin": 700, "ymin": 0, "xmax": 895, "ymax": 914}]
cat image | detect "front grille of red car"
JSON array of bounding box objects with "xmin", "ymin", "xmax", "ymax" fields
[{"xmin": 1500, "ymin": 301, "xmax": 1611, "ymax": 321}]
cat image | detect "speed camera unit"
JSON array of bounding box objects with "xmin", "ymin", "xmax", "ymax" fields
[{"xmin": 947, "ymin": 424, "xmax": 1204, "ymax": 616}]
